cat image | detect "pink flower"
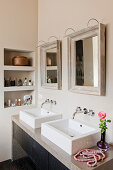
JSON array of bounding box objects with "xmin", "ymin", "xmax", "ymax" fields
[{"xmin": 98, "ymin": 111, "xmax": 106, "ymax": 120}]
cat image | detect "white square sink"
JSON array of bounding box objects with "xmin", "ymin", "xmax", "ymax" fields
[
  {"xmin": 41, "ymin": 119, "xmax": 100, "ymax": 155},
  {"xmin": 19, "ymin": 108, "xmax": 62, "ymax": 129}
]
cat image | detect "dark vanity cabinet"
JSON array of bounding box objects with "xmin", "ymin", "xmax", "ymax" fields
[
  {"xmin": 12, "ymin": 122, "xmax": 69, "ymax": 170},
  {"xmin": 48, "ymin": 153, "xmax": 69, "ymax": 170},
  {"xmin": 32, "ymin": 140, "xmax": 49, "ymax": 170}
]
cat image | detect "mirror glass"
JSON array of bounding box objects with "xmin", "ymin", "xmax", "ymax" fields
[
  {"xmin": 75, "ymin": 36, "xmax": 98, "ymax": 87},
  {"xmin": 40, "ymin": 40, "xmax": 62, "ymax": 90},
  {"xmin": 46, "ymin": 47, "xmax": 57, "ymax": 84}
]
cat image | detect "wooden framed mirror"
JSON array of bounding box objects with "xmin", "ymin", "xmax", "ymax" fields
[
  {"xmin": 68, "ymin": 23, "xmax": 105, "ymax": 95},
  {"xmin": 40, "ymin": 40, "xmax": 62, "ymax": 90}
]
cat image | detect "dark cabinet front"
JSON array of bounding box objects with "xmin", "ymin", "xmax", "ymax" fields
[
  {"xmin": 22, "ymin": 131, "xmax": 33, "ymax": 156},
  {"xmin": 13, "ymin": 122, "xmax": 23, "ymax": 145},
  {"xmin": 32, "ymin": 140, "xmax": 49, "ymax": 170},
  {"xmin": 48, "ymin": 153, "xmax": 69, "ymax": 170},
  {"xmin": 13, "ymin": 122, "xmax": 69, "ymax": 170}
]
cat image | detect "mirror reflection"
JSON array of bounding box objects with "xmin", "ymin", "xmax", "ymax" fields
[
  {"xmin": 46, "ymin": 47, "xmax": 57, "ymax": 83},
  {"xmin": 75, "ymin": 36, "xmax": 98, "ymax": 87}
]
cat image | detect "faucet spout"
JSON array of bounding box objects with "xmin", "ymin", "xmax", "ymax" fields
[
  {"xmin": 72, "ymin": 106, "xmax": 82, "ymax": 119},
  {"xmin": 72, "ymin": 112, "xmax": 77, "ymax": 119},
  {"xmin": 41, "ymin": 99, "xmax": 50, "ymax": 108}
]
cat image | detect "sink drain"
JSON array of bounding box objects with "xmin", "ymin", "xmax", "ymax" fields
[{"xmin": 70, "ymin": 134, "xmax": 74, "ymax": 137}]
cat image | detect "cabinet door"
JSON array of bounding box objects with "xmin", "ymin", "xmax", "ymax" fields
[
  {"xmin": 48, "ymin": 153, "xmax": 69, "ymax": 170},
  {"xmin": 21, "ymin": 131, "xmax": 33, "ymax": 156},
  {"xmin": 13, "ymin": 122, "xmax": 33, "ymax": 157},
  {"xmin": 32, "ymin": 140, "xmax": 49, "ymax": 170},
  {"xmin": 13, "ymin": 122, "xmax": 23, "ymax": 146}
]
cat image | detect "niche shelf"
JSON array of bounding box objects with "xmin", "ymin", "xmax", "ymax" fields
[
  {"xmin": 4, "ymin": 48, "xmax": 35, "ymax": 66},
  {"xmin": 46, "ymin": 66, "xmax": 57, "ymax": 71},
  {"xmin": 4, "ymin": 90, "xmax": 35, "ymax": 108},
  {"xmin": 4, "ymin": 70, "xmax": 35, "ymax": 87},
  {"xmin": 4, "ymin": 104, "xmax": 35, "ymax": 110},
  {"xmin": 3, "ymin": 86, "xmax": 36, "ymax": 92},
  {"xmin": 3, "ymin": 48, "xmax": 37, "ymax": 109},
  {"xmin": 4, "ymin": 66, "xmax": 35, "ymax": 71}
]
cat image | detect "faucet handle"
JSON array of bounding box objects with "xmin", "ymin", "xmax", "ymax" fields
[
  {"xmin": 83, "ymin": 108, "xmax": 88, "ymax": 114},
  {"xmin": 89, "ymin": 109, "xmax": 95, "ymax": 116},
  {"xmin": 76, "ymin": 106, "xmax": 82, "ymax": 112},
  {"xmin": 54, "ymin": 101, "xmax": 57, "ymax": 105},
  {"xmin": 50, "ymin": 100, "xmax": 57, "ymax": 105},
  {"xmin": 45, "ymin": 98, "xmax": 50, "ymax": 102}
]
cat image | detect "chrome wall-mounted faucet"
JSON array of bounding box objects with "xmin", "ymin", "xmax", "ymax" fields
[
  {"xmin": 41, "ymin": 99, "xmax": 50, "ymax": 108},
  {"xmin": 72, "ymin": 106, "xmax": 82, "ymax": 119},
  {"xmin": 73, "ymin": 106, "xmax": 95, "ymax": 119},
  {"xmin": 41, "ymin": 99, "xmax": 57, "ymax": 108}
]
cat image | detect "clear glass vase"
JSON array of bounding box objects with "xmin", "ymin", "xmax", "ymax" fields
[{"xmin": 97, "ymin": 131, "xmax": 109, "ymax": 152}]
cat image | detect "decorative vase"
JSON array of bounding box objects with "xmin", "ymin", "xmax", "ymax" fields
[{"xmin": 97, "ymin": 131, "xmax": 109, "ymax": 151}]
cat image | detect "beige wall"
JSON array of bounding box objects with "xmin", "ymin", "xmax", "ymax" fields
[
  {"xmin": 0, "ymin": 0, "xmax": 38, "ymax": 162},
  {"xmin": 0, "ymin": 0, "xmax": 38, "ymax": 49},
  {"xmin": 38, "ymin": 0, "xmax": 113, "ymax": 145}
]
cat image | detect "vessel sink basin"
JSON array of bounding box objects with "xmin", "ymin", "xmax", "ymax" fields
[
  {"xmin": 41, "ymin": 119, "xmax": 100, "ymax": 155},
  {"xmin": 19, "ymin": 108, "xmax": 62, "ymax": 129}
]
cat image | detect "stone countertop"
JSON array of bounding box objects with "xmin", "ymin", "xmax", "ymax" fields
[{"xmin": 12, "ymin": 115, "xmax": 113, "ymax": 170}]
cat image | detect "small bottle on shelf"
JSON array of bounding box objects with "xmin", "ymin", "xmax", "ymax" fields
[
  {"xmin": 47, "ymin": 57, "xmax": 52, "ymax": 66},
  {"xmin": 7, "ymin": 99, "xmax": 11, "ymax": 107},
  {"xmin": 17, "ymin": 79, "xmax": 23, "ymax": 86},
  {"xmin": 23, "ymin": 78, "xmax": 27, "ymax": 86},
  {"xmin": 28, "ymin": 79, "xmax": 32, "ymax": 86},
  {"xmin": 47, "ymin": 76, "xmax": 51, "ymax": 83},
  {"xmin": 10, "ymin": 78, "xmax": 15, "ymax": 86},
  {"xmin": 14, "ymin": 99, "xmax": 18, "ymax": 106},
  {"xmin": 5, "ymin": 78, "xmax": 11, "ymax": 87},
  {"xmin": 17, "ymin": 99, "xmax": 22, "ymax": 106}
]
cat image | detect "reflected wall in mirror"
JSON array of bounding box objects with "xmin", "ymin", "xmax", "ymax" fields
[
  {"xmin": 75, "ymin": 36, "xmax": 98, "ymax": 87},
  {"xmin": 46, "ymin": 48, "xmax": 57, "ymax": 66},
  {"xmin": 68, "ymin": 24, "xmax": 105, "ymax": 95},
  {"xmin": 40, "ymin": 40, "xmax": 62, "ymax": 89}
]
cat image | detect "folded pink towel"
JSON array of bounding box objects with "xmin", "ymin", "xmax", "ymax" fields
[{"xmin": 74, "ymin": 149, "xmax": 105, "ymax": 167}]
